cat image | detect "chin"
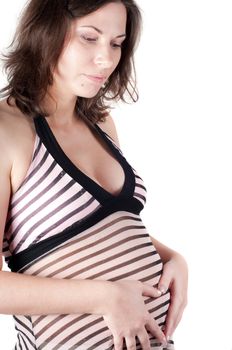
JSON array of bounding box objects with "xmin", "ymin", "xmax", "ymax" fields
[{"xmin": 77, "ymin": 89, "xmax": 101, "ymax": 99}]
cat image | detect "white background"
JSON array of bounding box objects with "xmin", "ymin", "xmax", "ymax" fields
[{"xmin": 1, "ymin": 1, "xmax": 232, "ymax": 349}]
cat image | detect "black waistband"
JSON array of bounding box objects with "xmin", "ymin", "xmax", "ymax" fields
[{"xmin": 8, "ymin": 197, "xmax": 143, "ymax": 273}]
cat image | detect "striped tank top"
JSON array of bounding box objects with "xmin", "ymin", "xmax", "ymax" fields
[{"xmin": 2, "ymin": 115, "xmax": 174, "ymax": 350}]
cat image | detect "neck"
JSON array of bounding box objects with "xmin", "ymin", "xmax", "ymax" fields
[{"xmin": 42, "ymin": 85, "xmax": 79, "ymax": 127}]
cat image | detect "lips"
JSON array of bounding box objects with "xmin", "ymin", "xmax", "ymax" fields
[{"xmin": 85, "ymin": 74, "xmax": 106, "ymax": 84}]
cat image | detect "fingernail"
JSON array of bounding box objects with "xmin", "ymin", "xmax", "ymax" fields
[
  {"xmin": 166, "ymin": 335, "xmax": 170, "ymax": 342},
  {"xmin": 159, "ymin": 285, "xmax": 167, "ymax": 294},
  {"xmin": 156, "ymin": 289, "xmax": 162, "ymax": 296}
]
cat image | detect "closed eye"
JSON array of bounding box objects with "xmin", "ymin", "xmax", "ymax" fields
[
  {"xmin": 81, "ymin": 35, "xmax": 97, "ymax": 42},
  {"xmin": 81, "ymin": 35, "xmax": 123, "ymax": 49},
  {"xmin": 112, "ymin": 43, "xmax": 122, "ymax": 48}
]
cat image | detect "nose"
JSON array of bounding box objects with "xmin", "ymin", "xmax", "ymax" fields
[{"xmin": 94, "ymin": 46, "xmax": 114, "ymax": 69}]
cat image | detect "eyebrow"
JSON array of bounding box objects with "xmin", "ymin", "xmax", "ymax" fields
[{"xmin": 80, "ymin": 25, "xmax": 126, "ymax": 38}]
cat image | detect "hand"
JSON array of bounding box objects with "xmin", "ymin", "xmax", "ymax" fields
[
  {"xmin": 102, "ymin": 280, "xmax": 167, "ymax": 350},
  {"xmin": 158, "ymin": 253, "xmax": 188, "ymax": 340}
]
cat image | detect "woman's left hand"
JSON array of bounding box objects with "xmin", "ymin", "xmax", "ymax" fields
[{"xmin": 157, "ymin": 253, "xmax": 188, "ymax": 340}]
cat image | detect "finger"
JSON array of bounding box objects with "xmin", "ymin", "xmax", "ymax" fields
[
  {"xmin": 166, "ymin": 306, "xmax": 185, "ymax": 339},
  {"xmin": 142, "ymin": 283, "xmax": 162, "ymax": 298},
  {"xmin": 113, "ymin": 334, "xmax": 124, "ymax": 350},
  {"xmin": 158, "ymin": 266, "xmax": 173, "ymax": 295},
  {"xmin": 164, "ymin": 295, "xmax": 185, "ymax": 338},
  {"xmin": 125, "ymin": 335, "xmax": 136, "ymax": 350},
  {"xmin": 145, "ymin": 316, "xmax": 167, "ymax": 345},
  {"xmin": 137, "ymin": 327, "xmax": 151, "ymax": 350}
]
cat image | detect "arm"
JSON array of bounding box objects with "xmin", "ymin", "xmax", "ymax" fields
[
  {"xmin": 0, "ymin": 118, "xmax": 112, "ymax": 317},
  {"xmin": 149, "ymin": 235, "xmax": 180, "ymax": 264},
  {"xmin": 149, "ymin": 234, "xmax": 188, "ymax": 340},
  {"xmin": 0, "ymin": 271, "xmax": 113, "ymax": 316}
]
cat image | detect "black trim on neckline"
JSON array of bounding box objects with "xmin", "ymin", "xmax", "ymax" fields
[{"xmin": 34, "ymin": 115, "xmax": 135, "ymax": 205}]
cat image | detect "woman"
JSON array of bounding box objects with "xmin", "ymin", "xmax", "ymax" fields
[{"xmin": 0, "ymin": 1, "xmax": 188, "ymax": 349}]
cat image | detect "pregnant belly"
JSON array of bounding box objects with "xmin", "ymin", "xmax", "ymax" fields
[{"xmin": 13, "ymin": 211, "xmax": 172, "ymax": 350}]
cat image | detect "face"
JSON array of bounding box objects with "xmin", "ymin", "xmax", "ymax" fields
[{"xmin": 52, "ymin": 2, "xmax": 127, "ymax": 99}]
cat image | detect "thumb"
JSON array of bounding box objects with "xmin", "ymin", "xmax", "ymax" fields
[
  {"xmin": 158, "ymin": 265, "xmax": 173, "ymax": 294},
  {"xmin": 141, "ymin": 283, "xmax": 162, "ymax": 298}
]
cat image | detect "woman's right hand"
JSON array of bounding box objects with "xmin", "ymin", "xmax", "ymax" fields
[{"xmin": 102, "ymin": 280, "xmax": 167, "ymax": 350}]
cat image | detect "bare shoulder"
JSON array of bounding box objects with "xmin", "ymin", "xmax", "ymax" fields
[
  {"xmin": 0, "ymin": 99, "xmax": 18, "ymax": 168},
  {"xmin": 0, "ymin": 99, "xmax": 34, "ymax": 150},
  {"xmin": 97, "ymin": 114, "xmax": 120, "ymax": 148},
  {"xmin": 0, "ymin": 98, "xmax": 33, "ymax": 126},
  {"xmin": 0, "ymin": 99, "xmax": 35, "ymax": 187}
]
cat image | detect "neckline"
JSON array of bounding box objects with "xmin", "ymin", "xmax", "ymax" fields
[{"xmin": 34, "ymin": 115, "xmax": 135, "ymax": 205}]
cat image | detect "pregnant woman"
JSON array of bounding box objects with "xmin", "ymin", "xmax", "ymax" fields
[{"xmin": 0, "ymin": 1, "xmax": 188, "ymax": 349}]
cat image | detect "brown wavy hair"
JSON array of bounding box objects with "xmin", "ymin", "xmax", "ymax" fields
[{"xmin": 0, "ymin": 0, "xmax": 142, "ymax": 123}]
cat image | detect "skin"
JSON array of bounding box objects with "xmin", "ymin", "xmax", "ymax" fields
[
  {"xmin": 149, "ymin": 237, "xmax": 188, "ymax": 339},
  {"xmin": 44, "ymin": 1, "xmax": 127, "ymax": 124},
  {"xmin": 0, "ymin": 1, "xmax": 188, "ymax": 348}
]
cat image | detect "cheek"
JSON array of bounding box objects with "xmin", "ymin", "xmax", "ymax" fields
[
  {"xmin": 60, "ymin": 53, "xmax": 78, "ymax": 75},
  {"xmin": 57, "ymin": 44, "xmax": 87, "ymax": 77},
  {"xmin": 112, "ymin": 52, "xmax": 122, "ymax": 71}
]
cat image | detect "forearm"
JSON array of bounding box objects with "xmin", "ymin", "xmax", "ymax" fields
[
  {"xmin": 0, "ymin": 270, "xmax": 111, "ymax": 316},
  {"xmin": 149, "ymin": 235, "xmax": 181, "ymax": 263}
]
